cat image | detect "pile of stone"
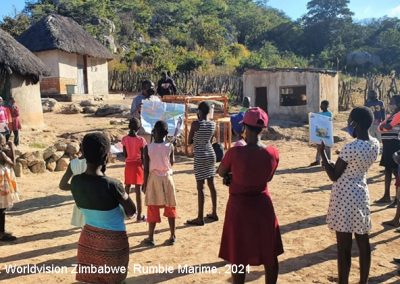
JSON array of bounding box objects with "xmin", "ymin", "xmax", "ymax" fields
[{"xmin": 15, "ymin": 140, "xmax": 80, "ymax": 177}]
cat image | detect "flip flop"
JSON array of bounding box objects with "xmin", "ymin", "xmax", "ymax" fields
[
  {"xmin": 186, "ymin": 219, "xmax": 205, "ymax": 226},
  {"xmin": 0, "ymin": 233, "xmax": 17, "ymax": 242},
  {"xmin": 142, "ymin": 238, "xmax": 155, "ymax": 247},
  {"xmin": 165, "ymin": 237, "xmax": 176, "ymax": 246},
  {"xmin": 205, "ymin": 214, "xmax": 219, "ymax": 222}
]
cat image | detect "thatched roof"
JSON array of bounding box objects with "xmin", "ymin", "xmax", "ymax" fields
[
  {"xmin": 0, "ymin": 28, "xmax": 49, "ymax": 83},
  {"xmin": 18, "ymin": 14, "xmax": 113, "ymax": 60}
]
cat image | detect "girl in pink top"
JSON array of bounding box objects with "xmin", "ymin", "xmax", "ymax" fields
[
  {"xmin": 122, "ymin": 118, "xmax": 147, "ymax": 222},
  {"xmin": 143, "ymin": 121, "xmax": 177, "ymax": 246}
]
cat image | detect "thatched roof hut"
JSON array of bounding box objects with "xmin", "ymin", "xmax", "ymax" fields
[
  {"xmin": 18, "ymin": 14, "xmax": 113, "ymax": 60},
  {"xmin": 0, "ymin": 28, "xmax": 48, "ymax": 127},
  {"xmin": 0, "ymin": 28, "xmax": 49, "ymax": 83},
  {"xmin": 18, "ymin": 14, "xmax": 113, "ymax": 96}
]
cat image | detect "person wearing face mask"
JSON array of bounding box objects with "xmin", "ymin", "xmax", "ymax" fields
[
  {"xmin": 318, "ymin": 107, "xmax": 379, "ymax": 284},
  {"xmin": 376, "ymin": 95, "xmax": 400, "ymax": 206}
]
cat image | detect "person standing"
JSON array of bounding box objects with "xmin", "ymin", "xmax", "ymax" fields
[
  {"xmin": 157, "ymin": 71, "xmax": 177, "ymax": 98},
  {"xmin": 365, "ymin": 90, "xmax": 385, "ymax": 143},
  {"xmin": 0, "ymin": 133, "xmax": 18, "ymax": 242},
  {"xmin": 310, "ymin": 100, "xmax": 333, "ymax": 166},
  {"xmin": 0, "ymin": 97, "xmax": 10, "ymax": 138},
  {"xmin": 71, "ymin": 133, "xmax": 136, "ymax": 283},
  {"xmin": 319, "ymin": 107, "xmax": 379, "ymax": 284},
  {"xmin": 186, "ymin": 101, "xmax": 218, "ymax": 226},
  {"xmin": 8, "ymin": 97, "xmax": 21, "ymax": 146},
  {"xmin": 218, "ymin": 107, "xmax": 283, "ymax": 284},
  {"xmin": 376, "ymin": 95, "xmax": 400, "ymax": 206}
]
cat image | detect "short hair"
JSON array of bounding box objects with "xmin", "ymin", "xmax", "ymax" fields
[
  {"xmin": 350, "ymin": 106, "xmax": 373, "ymax": 130},
  {"xmin": 153, "ymin": 120, "xmax": 168, "ymax": 137},
  {"xmin": 243, "ymin": 97, "xmax": 251, "ymax": 108},
  {"xmin": 321, "ymin": 100, "xmax": 329, "ymax": 106},
  {"xmin": 141, "ymin": 79, "xmax": 153, "ymax": 90},
  {"xmin": 244, "ymin": 123, "xmax": 263, "ymax": 135},
  {"xmin": 161, "ymin": 71, "xmax": 167, "ymax": 76},
  {"xmin": 198, "ymin": 101, "xmax": 210, "ymax": 115},
  {"xmin": 129, "ymin": 117, "xmax": 141, "ymax": 131},
  {"xmin": 82, "ymin": 132, "xmax": 110, "ymax": 165}
]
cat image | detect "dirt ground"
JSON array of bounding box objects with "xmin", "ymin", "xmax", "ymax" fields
[{"xmin": 1, "ymin": 97, "xmax": 400, "ymax": 284}]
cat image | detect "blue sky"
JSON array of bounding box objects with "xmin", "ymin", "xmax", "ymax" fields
[{"xmin": 1, "ymin": 0, "xmax": 400, "ymax": 20}]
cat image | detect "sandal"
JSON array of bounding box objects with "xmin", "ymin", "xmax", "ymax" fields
[
  {"xmin": 186, "ymin": 218, "xmax": 205, "ymax": 226},
  {"xmin": 205, "ymin": 214, "xmax": 219, "ymax": 222},
  {"xmin": 142, "ymin": 238, "xmax": 155, "ymax": 247},
  {"xmin": 165, "ymin": 236, "xmax": 176, "ymax": 246},
  {"xmin": 0, "ymin": 232, "xmax": 17, "ymax": 242}
]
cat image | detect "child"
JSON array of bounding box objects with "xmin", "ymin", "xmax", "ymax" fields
[
  {"xmin": 122, "ymin": 117, "xmax": 147, "ymax": 222},
  {"xmin": 142, "ymin": 121, "xmax": 177, "ymax": 246},
  {"xmin": 310, "ymin": 100, "xmax": 332, "ymax": 166},
  {"xmin": 8, "ymin": 97, "xmax": 21, "ymax": 146},
  {"xmin": 382, "ymin": 151, "xmax": 400, "ymax": 226},
  {"xmin": 233, "ymin": 122, "xmax": 246, "ymax": 147},
  {"xmin": 71, "ymin": 132, "xmax": 136, "ymax": 283},
  {"xmin": 0, "ymin": 134, "xmax": 18, "ymax": 241}
]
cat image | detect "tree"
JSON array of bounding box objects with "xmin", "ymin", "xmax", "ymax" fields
[{"xmin": 0, "ymin": 13, "xmax": 30, "ymax": 37}]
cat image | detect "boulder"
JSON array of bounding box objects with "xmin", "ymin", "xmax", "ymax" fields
[
  {"xmin": 80, "ymin": 99, "xmax": 97, "ymax": 107},
  {"xmin": 51, "ymin": 151, "xmax": 65, "ymax": 161},
  {"xmin": 54, "ymin": 141, "xmax": 67, "ymax": 151},
  {"xmin": 30, "ymin": 160, "xmax": 46, "ymax": 174},
  {"xmin": 94, "ymin": 104, "xmax": 129, "ymax": 117},
  {"xmin": 42, "ymin": 98, "xmax": 60, "ymax": 113},
  {"xmin": 66, "ymin": 142, "xmax": 80, "ymax": 156},
  {"xmin": 46, "ymin": 158, "xmax": 57, "ymax": 172},
  {"xmin": 82, "ymin": 106, "xmax": 98, "ymax": 114},
  {"xmin": 43, "ymin": 146, "xmax": 57, "ymax": 160},
  {"xmin": 55, "ymin": 157, "xmax": 69, "ymax": 171},
  {"xmin": 61, "ymin": 104, "xmax": 82, "ymax": 114},
  {"xmin": 14, "ymin": 162, "xmax": 23, "ymax": 177},
  {"xmin": 16, "ymin": 158, "xmax": 28, "ymax": 169}
]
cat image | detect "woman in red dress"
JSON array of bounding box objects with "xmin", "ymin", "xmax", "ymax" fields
[{"xmin": 218, "ymin": 107, "xmax": 283, "ymax": 284}]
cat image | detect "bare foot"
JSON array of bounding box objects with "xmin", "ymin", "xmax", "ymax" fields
[
  {"xmin": 382, "ymin": 220, "xmax": 400, "ymax": 227},
  {"xmin": 374, "ymin": 197, "xmax": 392, "ymax": 204}
]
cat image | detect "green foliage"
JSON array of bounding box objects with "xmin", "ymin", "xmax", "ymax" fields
[{"xmin": 2, "ymin": 0, "xmax": 400, "ymax": 75}]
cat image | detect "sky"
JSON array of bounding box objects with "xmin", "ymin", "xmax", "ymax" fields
[{"xmin": 0, "ymin": 0, "xmax": 400, "ymax": 20}]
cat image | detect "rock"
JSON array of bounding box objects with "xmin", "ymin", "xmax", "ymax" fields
[
  {"xmin": 82, "ymin": 106, "xmax": 98, "ymax": 114},
  {"xmin": 14, "ymin": 162, "xmax": 23, "ymax": 177},
  {"xmin": 29, "ymin": 160, "xmax": 46, "ymax": 174},
  {"xmin": 54, "ymin": 141, "xmax": 67, "ymax": 151},
  {"xmin": 23, "ymin": 151, "xmax": 42, "ymax": 167},
  {"xmin": 43, "ymin": 146, "xmax": 57, "ymax": 160},
  {"xmin": 55, "ymin": 157, "xmax": 69, "ymax": 171},
  {"xmin": 110, "ymin": 120, "xmax": 125, "ymax": 125},
  {"xmin": 46, "ymin": 158, "xmax": 56, "ymax": 172},
  {"xmin": 66, "ymin": 142, "xmax": 80, "ymax": 156},
  {"xmin": 51, "ymin": 151, "xmax": 65, "ymax": 161},
  {"xmin": 16, "ymin": 158, "xmax": 28, "ymax": 169},
  {"xmin": 61, "ymin": 103, "xmax": 82, "ymax": 114},
  {"xmin": 80, "ymin": 100, "xmax": 97, "ymax": 107},
  {"xmin": 42, "ymin": 98, "xmax": 60, "ymax": 113},
  {"xmin": 94, "ymin": 104, "xmax": 129, "ymax": 117}
]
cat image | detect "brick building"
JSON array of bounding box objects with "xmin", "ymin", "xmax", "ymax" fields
[{"xmin": 18, "ymin": 14, "xmax": 113, "ymax": 97}]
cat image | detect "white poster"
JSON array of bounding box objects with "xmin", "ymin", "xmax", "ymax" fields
[
  {"xmin": 141, "ymin": 101, "xmax": 185, "ymax": 135},
  {"xmin": 309, "ymin": 112, "xmax": 334, "ymax": 147}
]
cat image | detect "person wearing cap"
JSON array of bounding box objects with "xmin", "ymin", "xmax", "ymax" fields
[{"xmin": 217, "ymin": 107, "xmax": 283, "ymax": 284}]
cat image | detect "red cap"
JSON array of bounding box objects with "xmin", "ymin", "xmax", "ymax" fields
[{"xmin": 242, "ymin": 107, "xmax": 269, "ymax": 128}]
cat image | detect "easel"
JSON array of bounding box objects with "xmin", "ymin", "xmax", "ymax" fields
[{"xmin": 162, "ymin": 95, "xmax": 232, "ymax": 155}]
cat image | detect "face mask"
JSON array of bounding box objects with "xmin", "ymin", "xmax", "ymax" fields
[{"xmin": 347, "ymin": 121, "xmax": 355, "ymax": 137}]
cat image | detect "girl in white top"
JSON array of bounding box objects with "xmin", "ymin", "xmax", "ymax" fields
[{"xmin": 143, "ymin": 121, "xmax": 177, "ymax": 246}]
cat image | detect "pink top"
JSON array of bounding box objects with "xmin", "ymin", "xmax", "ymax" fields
[
  {"xmin": 0, "ymin": 106, "xmax": 9, "ymax": 123},
  {"xmin": 147, "ymin": 142, "xmax": 173, "ymax": 176},
  {"xmin": 121, "ymin": 135, "xmax": 147, "ymax": 163}
]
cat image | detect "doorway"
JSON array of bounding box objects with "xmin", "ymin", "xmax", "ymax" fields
[
  {"xmin": 255, "ymin": 87, "xmax": 268, "ymax": 113},
  {"xmin": 77, "ymin": 55, "xmax": 88, "ymax": 94}
]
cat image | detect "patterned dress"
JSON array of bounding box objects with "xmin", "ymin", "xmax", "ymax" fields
[
  {"xmin": 0, "ymin": 163, "xmax": 19, "ymax": 209},
  {"xmin": 327, "ymin": 138, "xmax": 379, "ymax": 234},
  {"xmin": 193, "ymin": 120, "xmax": 216, "ymax": 181}
]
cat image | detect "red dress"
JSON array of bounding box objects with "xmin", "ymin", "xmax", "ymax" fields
[
  {"xmin": 121, "ymin": 135, "xmax": 147, "ymax": 185},
  {"xmin": 219, "ymin": 146, "xmax": 283, "ymax": 266}
]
